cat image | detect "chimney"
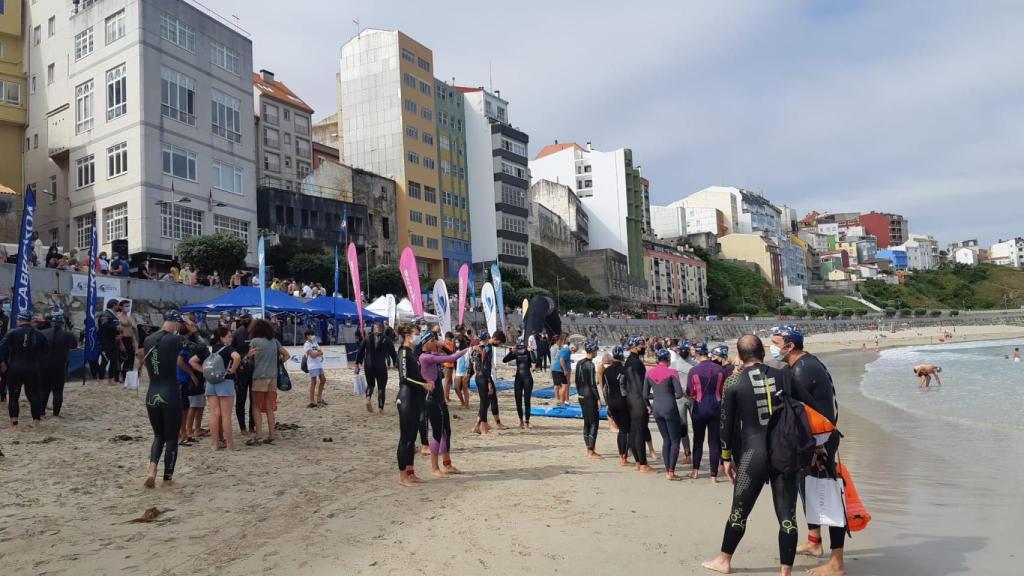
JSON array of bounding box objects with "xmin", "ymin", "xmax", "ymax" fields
[
  {"xmin": 260, "ymin": 69, "xmax": 275, "ymax": 83},
  {"xmin": 554, "ymin": 139, "xmax": 558, "ymax": 145},
  {"xmin": 495, "ymin": 90, "xmax": 501, "ymax": 98},
  {"xmin": 586, "ymin": 141, "xmax": 592, "ymax": 151}
]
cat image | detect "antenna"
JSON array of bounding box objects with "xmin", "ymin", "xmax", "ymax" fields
[
  {"xmin": 353, "ymin": 17, "xmax": 360, "ymax": 37},
  {"xmin": 489, "ymin": 61, "xmax": 493, "ymax": 92}
]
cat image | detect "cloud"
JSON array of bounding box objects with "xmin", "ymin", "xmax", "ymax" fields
[{"xmin": 222, "ymin": 0, "xmax": 1024, "ymax": 246}]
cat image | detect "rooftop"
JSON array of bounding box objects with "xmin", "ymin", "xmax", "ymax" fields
[
  {"xmin": 534, "ymin": 142, "xmax": 584, "ymax": 160},
  {"xmin": 253, "ymin": 72, "xmax": 314, "ymax": 114}
]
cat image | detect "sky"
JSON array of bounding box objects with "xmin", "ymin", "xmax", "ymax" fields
[{"xmin": 210, "ymin": 0, "xmax": 1024, "ymax": 248}]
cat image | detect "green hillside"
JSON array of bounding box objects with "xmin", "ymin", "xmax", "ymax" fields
[
  {"xmin": 707, "ymin": 258, "xmax": 784, "ymax": 315},
  {"xmin": 812, "ymin": 295, "xmax": 872, "ymax": 311},
  {"xmin": 858, "ymin": 264, "xmax": 1024, "ymax": 310}
]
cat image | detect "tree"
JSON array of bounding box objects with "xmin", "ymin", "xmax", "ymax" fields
[
  {"xmin": 825, "ymin": 307, "xmax": 840, "ymax": 318},
  {"xmin": 515, "ymin": 286, "xmax": 552, "ymax": 304},
  {"xmin": 499, "ymin": 266, "xmax": 532, "ymax": 291},
  {"xmin": 586, "ymin": 294, "xmax": 610, "ymax": 311},
  {"xmin": 949, "ymin": 310, "xmax": 960, "ymax": 317},
  {"xmin": 809, "ymin": 308, "xmax": 826, "ymax": 318},
  {"xmin": 677, "ymin": 303, "xmax": 702, "ymax": 316},
  {"xmin": 559, "ymin": 289, "xmax": 587, "ymax": 311},
  {"xmin": 914, "ymin": 309, "xmax": 927, "ymax": 317},
  {"xmin": 288, "ymin": 253, "xmax": 334, "ymax": 288},
  {"xmin": 742, "ymin": 303, "xmax": 759, "ymax": 316},
  {"xmin": 792, "ymin": 308, "xmax": 809, "ymax": 318},
  {"xmin": 177, "ymin": 233, "xmax": 247, "ymax": 277},
  {"xmin": 840, "ymin": 309, "xmax": 855, "ymax": 318},
  {"xmin": 779, "ymin": 305, "xmax": 794, "ymax": 316},
  {"xmin": 854, "ymin": 309, "xmax": 869, "ymax": 317},
  {"xmin": 367, "ymin": 266, "xmax": 405, "ymax": 299},
  {"xmin": 265, "ymin": 239, "xmax": 324, "ymax": 279},
  {"xmin": 929, "ymin": 310, "xmax": 942, "ymax": 317},
  {"xmin": 884, "ymin": 307, "xmax": 897, "ymax": 318}
]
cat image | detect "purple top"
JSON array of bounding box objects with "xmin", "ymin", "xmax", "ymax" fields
[{"xmin": 419, "ymin": 348, "xmax": 469, "ymax": 383}]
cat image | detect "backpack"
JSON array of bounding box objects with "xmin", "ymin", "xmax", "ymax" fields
[
  {"xmin": 767, "ymin": 388, "xmax": 816, "ymax": 475},
  {"xmin": 300, "ymin": 354, "xmax": 309, "ymax": 373},
  {"xmin": 202, "ymin": 347, "xmax": 228, "ymax": 384}
]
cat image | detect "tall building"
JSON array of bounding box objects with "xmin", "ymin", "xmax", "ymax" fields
[
  {"xmin": 649, "ymin": 204, "xmax": 687, "ymax": 240},
  {"xmin": 530, "ymin": 141, "xmax": 647, "ymax": 279},
  {"xmin": 0, "ymin": 0, "xmax": 25, "ymax": 241},
  {"xmin": 858, "ymin": 211, "xmax": 908, "ymax": 249},
  {"xmin": 530, "ymin": 179, "xmax": 588, "ymax": 253},
  {"xmin": 254, "ymin": 70, "xmax": 314, "ymax": 191},
  {"xmin": 25, "ymin": 0, "xmax": 257, "ymax": 265},
  {"xmin": 643, "ymin": 238, "xmax": 708, "ymax": 312},
  {"xmin": 338, "ymin": 30, "xmax": 442, "ymax": 277},
  {"xmin": 719, "ymin": 233, "xmax": 784, "ymax": 290},
  {"xmin": 677, "ymin": 186, "xmax": 740, "ymax": 234},
  {"xmin": 461, "ymin": 86, "xmax": 532, "ymax": 280},
  {"xmin": 434, "ymin": 78, "xmax": 470, "ymax": 278}
]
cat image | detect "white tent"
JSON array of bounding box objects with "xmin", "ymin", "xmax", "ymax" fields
[{"xmin": 366, "ymin": 295, "xmax": 439, "ymax": 322}]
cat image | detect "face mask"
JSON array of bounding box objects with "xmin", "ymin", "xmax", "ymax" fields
[{"xmin": 770, "ymin": 344, "xmax": 786, "ymax": 362}]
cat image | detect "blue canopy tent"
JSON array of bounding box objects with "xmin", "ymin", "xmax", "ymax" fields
[
  {"xmin": 303, "ymin": 295, "xmax": 386, "ymax": 323},
  {"xmin": 180, "ymin": 286, "xmax": 309, "ymax": 314}
]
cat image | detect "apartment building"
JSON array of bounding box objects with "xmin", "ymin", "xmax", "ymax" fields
[
  {"xmin": 859, "ymin": 211, "xmax": 908, "ymax": 249},
  {"xmin": 25, "ymin": 0, "xmax": 256, "ymax": 265},
  {"xmin": 530, "ymin": 178, "xmax": 588, "ymax": 254},
  {"xmin": 644, "ymin": 238, "xmax": 708, "ymax": 312},
  {"xmin": 254, "ymin": 69, "xmax": 313, "ymax": 191},
  {"xmin": 338, "ymin": 29, "xmax": 443, "ymax": 277},
  {"xmin": 0, "ymin": 0, "xmax": 26, "ymax": 241},
  {"xmin": 434, "ymin": 78, "xmax": 470, "ymax": 278}
]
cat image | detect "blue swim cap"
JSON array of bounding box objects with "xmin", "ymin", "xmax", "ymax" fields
[
  {"xmin": 693, "ymin": 341, "xmax": 709, "ymax": 356},
  {"xmin": 611, "ymin": 346, "xmax": 625, "ymax": 360},
  {"xmin": 771, "ymin": 325, "xmax": 804, "ymax": 347},
  {"xmin": 627, "ymin": 336, "xmax": 645, "ymax": 349},
  {"xmin": 584, "ymin": 340, "xmax": 599, "ymax": 353},
  {"xmin": 711, "ymin": 345, "xmax": 729, "ymax": 359},
  {"xmin": 656, "ymin": 348, "xmax": 671, "ymax": 363},
  {"xmin": 478, "ymin": 331, "xmax": 490, "ymax": 341},
  {"xmin": 163, "ymin": 310, "xmax": 184, "ymax": 323}
]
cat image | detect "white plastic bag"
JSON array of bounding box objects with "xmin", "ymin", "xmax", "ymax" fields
[
  {"xmin": 805, "ymin": 475, "xmax": 847, "ymax": 528},
  {"xmin": 124, "ymin": 370, "xmax": 140, "ymax": 391},
  {"xmin": 353, "ymin": 373, "xmax": 367, "ymax": 396}
]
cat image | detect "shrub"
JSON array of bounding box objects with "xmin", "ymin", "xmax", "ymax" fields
[
  {"xmin": 287, "ymin": 253, "xmax": 334, "ymax": 288},
  {"xmin": 779, "ymin": 306, "xmax": 794, "ymax": 316},
  {"xmin": 558, "ymin": 289, "xmax": 587, "ymax": 311},
  {"xmin": 840, "ymin": 309, "xmax": 855, "ymax": 317},
  {"xmin": 928, "ymin": 310, "xmax": 942, "ymax": 317},
  {"xmin": 884, "ymin": 308, "xmax": 897, "ymax": 318},
  {"xmin": 825, "ymin": 307, "xmax": 840, "ymax": 318},
  {"xmin": 742, "ymin": 304, "xmax": 759, "ymax": 316},
  {"xmin": 586, "ymin": 294, "xmax": 610, "ymax": 311},
  {"xmin": 676, "ymin": 303, "xmax": 702, "ymax": 316},
  {"xmin": 913, "ymin": 309, "xmax": 927, "ymax": 317},
  {"xmin": 854, "ymin": 309, "xmax": 869, "ymax": 316},
  {"xmin": 177, "ymin": 233, "xmax": 248, "ymax": 277},
  {"xmin": 809, "ymin": 308, "xmax": 826, "ymax": 318},
  {"xmin": 792, "ymin": 308, "xmax": 809, "ymax": 318},
  {"xmin": 950, "ymin": 310, "xmax": 960, "ymax": 317},
  {"xmin": 900, "ymin": 307, "xmax": 913, "ymax": 317}
]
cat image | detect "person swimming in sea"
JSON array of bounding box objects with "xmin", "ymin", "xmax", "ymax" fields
[
  {"xmin": 913, "ymin": 364, "xmax": 942, "ymax": 388},
  {"xmin": 1013, "ymin": 348, "xmax": 1021, "ymax": 363}
]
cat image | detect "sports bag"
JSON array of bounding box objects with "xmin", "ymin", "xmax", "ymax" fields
[
  {"xmin": 202, "ymin": 346, "xmax": 228, "ymax": 384},
  {"xmin": 767, "ymin": 388, "xmax": 815, "ymax": 475}
]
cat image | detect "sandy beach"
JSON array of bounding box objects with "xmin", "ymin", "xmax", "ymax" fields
[{"xmin": 1, "ymin": 327, "xmax": 1022, "ymax": 575}]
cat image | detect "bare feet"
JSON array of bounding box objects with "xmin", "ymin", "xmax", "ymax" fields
[
  {"xmin": 797, "ymin": 541, "xmax": 824, "ymax": 558},
  {"xmin": 399, "ymin": 475, "xmax": 418, "ymax": 488},
  {"xmin": 702, "ymin": 555, "xmax": 732, "ymax": 574},
  {"xmin": 619, "ymin": 455, "xmax": 631, "ymax": 467},
  {"xmin": 494, "ymin": 422, "xmax": 508, "ymax": 430},
  {"xmin": 161, "ymin": 479, "xmax": 175, "ymax": 489},
  {"xmin": 143, "ymin": 476, "xmax": 156, "ymax": 489},
  {"xmin": 689, "ymin": 470, "xmax": 700, "ymax": 480},
  {"xmin": 420, "ymin": 445, "xmax": 431, "ymax": 455},
  {"xmin": 410, "ymin": 473, "xmax": 426, "ymax": 484},
  {"xmin": 378, "ymin": 408, "xmax": 384, "ymax": 415},
  {"xmin": 472, "ymin": 423, "xmax": 481, "ymax": 434},
  {"xmin": 366, "ymin": 400, "xmax": 373, "ymax": 413},
  {"xmin": 710, "ymin": 476, "xmax": 720, "ymax": 485},
  {"xmin": 587, "ymin": 450, "xmax": 601, "ymax": 459},
  {"xmin": 806, "ymin": 559, "xmax": 846, "ymax": 576},
  {"xmin": 431, "ymin": 469, "xmax": 448, "ymax": 478},
  {"xmin": 444, "ymin": 465, "xmax": 462, "ymax": 474},
  {"xmin": 683, "ymin": 453, "xmax": 692, "ymax": 465},
  {"xmin": 637, "ymin": 464, "xmax": 658, "ymax": 474},
  {"xmin": 519, "ymin": 421, "xmax": 526, "ymax": 430},
  {"xmin": 667, "ymin": 471, "xmax": 680, "ymax": 481}
]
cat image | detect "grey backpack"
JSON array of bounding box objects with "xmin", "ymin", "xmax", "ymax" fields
[{"xmin": 203, "ymin": 347, "xmax": 228, "ymax": 384}]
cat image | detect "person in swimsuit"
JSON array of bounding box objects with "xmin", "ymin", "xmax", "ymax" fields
[
  {"xmin": 419, "ymin": 334, "xmax": 470, "ymax": 477},
  {"xmin": 645, "ymin": 348, "xmax": 684, "ymax": 480},
  {"xmin": 453, "ymin": 331, "xmax": 473, "ymax": 409},
  {"xmin": 711, "ymin": 344, "xmax": 735, "ymax": 378},
  {"xmin": 0, "ymin": 311, "xmax": 51, "ymax": 427},
  {"xmin": 503, "ymin": 337, "xmax": 536, "ymax": 429},
  {"xmin": 625, "ymin": 336, "xmax": 657, "ymax": 474},
  {"xmin": 687, "ymin": 342, "xmax": 725, "ymax": 483},
  {"xmin": 912, "ymin": 364, "xmax": 942, "ymax": 388},
  {"xmin": 396, "ymin": 323, "xmax": 430, "ymax": 487},
  {"xmin": 40, "ymin": 310, "xmax": 78, "ymax": 418},
  {"xmin": 602, "ymin": 346, "xmax": 631, "ymax": 466},
  {"xmin": 137, "ymin": 310, "xmax": 191, "ymax": 488},
  {"xmin": 575, "ymin": 340, "xmax": 604, "ymax": 459}
]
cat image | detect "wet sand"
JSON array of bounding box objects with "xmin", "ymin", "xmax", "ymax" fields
[{"xmin": 1, "ymin": 343, "xmax": 1018, "ymax": 575}]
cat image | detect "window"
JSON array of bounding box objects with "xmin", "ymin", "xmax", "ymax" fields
[
  {"xmin": 382, "ymin": 217, "xmax": 390, "ymax": 239},
  {"xmin": 295, "ymin": 137, "xmax": 310, "ymax": 158},
  {"xmin": 0, "ymin": 40, "xmax": 4, "ymax": 58},
  {"xmin": 215, "ymin": 214, "xmax": 249, "ymax": 242},
  {"xmin": 283, "ymin": 109, "xmax": 290, "ymax": 122},
  {"xmin": 405, "ymin": 125, "xmax": 418, "ymax": 139},
  {"xmin": 409, "ymin": 210, "xmax": 422, "ymax": 224},
  {"xmin": 439, "ymin": 135, "xmax": 450, "ymax": 150},
  {"xmin": 502, "ymin": 139, "xmax": 527, "ymax": 157},
  {"xmin": 439, "ymin": 160, "xmax": 450, "ymax": 176},
  {"xmin": 105, "ymin": 10, "xmax": 125, "ymax": 44},
  {"xmin": 420, "ymin": 106, "xmax": 432, "ymax": 120},
  {"xmin": 104, "ymin": 203, "xmax": 128, "ymax": 243},
  {"xmin": 501, "ymin": 161, "xmax": 526, "ymax": 180},
  {"xmin": 401, "ymin": 48, "xmax": 415, "ymax": 62},
  {"xmin": 263, "ymin": 152, "xmax": 280, "ymax": 173},
  {"xmin": 47, "ymin": 63, "xmax": 54, "ymax": 85},
  {"xmin": 210, "ymin": 41, "xmax": 240, "ymax": 75},
  {"xmin": 403, "ymin": 99, "xmax": 417, "ymax": 114},
  {"xmin": 48, "ymin": 16, "xmax": 56, "ymax": 37},
  {"xmin": 410, "ymin": 234, "xmax": 424, "ymax": 247},
  {"xmin": 47, "ymin": 175, "xmax": 57, "ymax": 204},
  {"xmin": 264, "ymin": 127, "xmax": 279, "ymax": 148},
  {"xmin": 160, "ymin": 13, "xmax": 195, "ymax": 52},
  {"xmin": 501, "ymin": 185, "xmax": 526, "ymax": 208},
  {"xmin": 74, "ymin": 80, "xmax": 94, "ymax": 133},
  {"xmin": 106, "ymin": 142, "xmax": 127, "ymax": 178},
  {"xmin": 408, "ymin": 181, "xmax": 421, "ymax": 199},
  {"xmin": 502, "ymin": 216, "xmax": 526, "ymax": 234},
  {"xmin": 262, "ymin": 102, "xmax": 278, "ymax": 125},
  {"xmin": 417, "ymin": 57, "xmax": 430, "ymax": 72},
  {"xmin": 161, "ymin": 143, "xmax": 197, "ymax": 181},
  {"xmin": 106, "ymin": 64, "xmax": 127, "ymax": 120},
  {"xmin": 211, "ymin": 90, "xmax": 242, "ymax": 142},
  {"xmin": 425, "ymin": 214, "xmax": 438, "ymax": 227},
  {"xmin": 30, "ymin": 75, "xmax": 36, "ymax": 95},
  {"xmin": 211, "ymin": 160, "xmax": 243, "ymax": 195},
  {"xmin": 160, "ymin": 203, "xmax": 203, "ymax": 240},
  {"xmin": 1, "ymin": 80, "xmax": 18, "ymax": 105},
  {"xmin": 423, "ymin": 157, "xmax": 435, "ymax": 170},
  {"xmin": 403, "ymin": 72, "xmax": 417, "ymax": 88},
  {"xmin": 296, "ymin": 160, "xmax": 311, "ymax": 178},
  {"xmin": 419, "ymin": 81, "xmax": 431, "ymax": 96},
  {"xmin": 76, "ymin": 155, "xmax": 95, "ymax": 189},
  {"xmin": 422, "ymin": 132, "xmax": 433, "ymax": 145},
  {"xmin": 74, "ymin": 28, "xmax": 93, "ymax": 60},
  {"xmin": 33, "ymin": 25, "xmax": 41, "ymax": 46},
  {"xmin": 75, "ymin": 214, "xmax": 95, "ymax": 250},
  {"xmin": 424, "ymin": 186, "xmax": 436, "ymax": 203},
  {"xmin": 294, "ymin": 115, "xmax": 310, "ymax": 136},
  {"xmin": 160, "ymin": 67, "xmax": 195, "ymax": 125},
  {"xmin": 426, "ymin": 238, "xmax": 439, "ymax": 250},
  {"xmin": 407, "ymin": 151, "xmax": 419, "ymax": 165}
]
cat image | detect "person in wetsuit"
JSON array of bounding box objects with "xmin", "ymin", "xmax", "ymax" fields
[
  {"xmin": 97, "ymin": 300, "xmax": 121, "ymax": 384},
  {"xmin": 771, "ymin": 325, "xmax": 846, "ymax": 576},
  {"xmin": 602, "ymin": 346, "xmax": 631, "ymax": 466},
  {"xmin": 137, "ymin": 310, "xmax": 190, "ymax": 489},
  {"xmin": 625, "ymin": 336, "xmax": 657, "ymax": 474},
  {"xmin": 396, "ymin": 323, "xmax": 430, "ymax": 487},
  {"xmin": 687, "ymin": 341, "xmax": 725, "ymax": 483},
  {"xmin": 711, "ymin": 344, "xmax": 735, "ymax": 378},
  {"xmin": 703, "ymin": 334, "xmax": 811, "ymax": 576},
  {"xmin": 418, "ymin": 334, "xmax": 470, "ymax": 477},
  {"xmin": 575, "ymin": 340, "xmax": 603, "ymax": 459},
  {"xmin": 356, "ymin": 322, "xmax": 398, "ymax": 414},
  {"xmin": 645, "ymin": 348, "xmax": 684, "ymax": 480},
  {"xmin": 231, "ymin": 314, "xmax": 255, "ymax": 435},
  {"xmin": 471, "ymin": 330, "xmax": 507, "ymax": 435},
  {"xmin": 41, "ymin": 310, "xmax": 78, "ymax": 417},
  {"xmin": 0, "ymin": 311, "xmax": 51, "ymax": 426},
  {"xmin": 503, "ymin": 337, "xmax": 536, "ymax": 429}
]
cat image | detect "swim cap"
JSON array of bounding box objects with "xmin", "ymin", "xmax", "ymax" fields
[
  {"xmin": 584, "ymin": 340, "xmax": 599, "ymax": 353},
  {"xmin": 16, "ymin": 310, "xmax": 32, "ymax": 321},
  {"xmin": 163, "ymin": 310, "xmax": 184, "ymax": 323},
  {"xmin": 49, "ymin": 310, "xmax": 65, "ymax": 323},
  {"xmin": 711, "ymin": 345, "xmax": 729, "ymax": 359},
  {"xmin": 771, "ymin": 325, "xmax": 804, "ymax": 347},
  {"xmin": 611, "ymin": 346, "xmax": 625, "ymax": 360},
  {"xmin": 656, "ymin": 348, "xmax": 671, "ymax": 363},
  {"xmin": 478, "ymin": 331, "xmax": 490, "ymax": 341},
  {"xmin": 627, "ymin": 336, "xmax": 645, "ymax": 349},
  {"xmin": 693, "ymin": 341, "xmax": 709, "ymax": 356}
]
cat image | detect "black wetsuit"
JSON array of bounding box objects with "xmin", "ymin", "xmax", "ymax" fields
[
  {"xmin": 602, "ymin": 362, "xmax": 630, "ymax": 457},
  {"xmin": 396, "ymin": 345, "xmax": 426, "ymax": 470},
  {"xmin": 357, "ymin": 333, "xmax": 398, "ymax": 411},
  {"xmin": 41, "ymin": 325, "xmax": 78, "ymax": 416},
  {"xmin": 575, "ymin": 357, "xmax": 599, "ymax": 450},
  {"xmin": 97, "ymin": 309, "xmax": 120, "ymax": 381},
  {"xmin": 0, "ymin": 324, "xmax": 51, "ymax": 421},
  {"xmin": 503, "ymin": 346, "xmax": 535, "ymax": 424},
  {"xmin": 718, "ymin": 363, "xmax": 813, "ymax": 567},
  {"xmin": 645, "ymin": 366, "xmax": 684, "ymax": 472},
  {"xmin": 141, "ymin": 330, "xmax": 188, "ymax": 481},
  {"xmin": 472, "ymin": 344, "xmax": 497, "ymax": 423},
  {"xmin": 787, "ymin": 353, "xmax": 844, "ymax": 551},
  {"xmin": 231, "ymin": 326, "xmax": 254, "ymax": 432},
  {"xmin": 624, "ymin": 353, "xmax": 651, "ymax": 465}
]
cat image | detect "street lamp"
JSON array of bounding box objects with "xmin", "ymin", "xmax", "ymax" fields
[{"xmin": 555, "ymin": 275, "xmax": 565, "ymax": 310}]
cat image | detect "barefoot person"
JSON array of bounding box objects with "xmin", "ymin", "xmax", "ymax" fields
[
  {"xmin": 205, "ymin": 327, "xmax": 241, "ymax": 451},
  {"xmin": 471, "ymin": 330, "xmax": 507, "ymax": 434},
  {"xmin": 418, "ymin": 333, "xmax": 470, "ymax": 477},
  {"xmin": 396, "ymin": 324, "xmax": 430, "ymax": 487},
  {"xmin": 550, "ymin": 333, "xmax": 572, "ymax": 407},
  {"xmin": 602, "ymin": 346, "xmax": 632, "ymax": 466},
  {"xmin": 771, "ymin": 325, "xmax": 846, "ymax": 575},
  {"xmin": 303, "ymin": 329, "xmax": 326, "ymax": 408},
  {"xmin": 687, "ymin": 342, "xmax": 724, "ymax": 483},
  {"xmin": 625, "ymin": 337, "xmax": 657, "ymax": 473},
  {"xmin": 355, "ymin": 323, "xmax": 397, "ymax": 414},
  {"xmin": 503, "ymin": 337, "xmax": 536, "ymax": 429},
  {"xmin": 703, "ymin": 335, "xmax": 804, "ymax": 576},
  {"xmin": 0, "ymin": 311, "xmax": 50, "ymax": 427},
  {"xmin": 912, "ymin": 364, "xmax": 942, "ymax": 388},
  {"xmin": 575, "ymin": 340, "xmax": 603, "ymax": 459},
  {"xmin": 453, "ymin": 330, "xmax": 473, "ymax": 409},
  {"xmin": 137, "ymin": 310, "xmax": 189, "ymax": 488},
  {"xmin": 246, "ymin": 319, "xmax": 289, "ymax": 445},
  {"xmin": 646, "ymin": 348, "xmax": 684, "ymax": 480}
]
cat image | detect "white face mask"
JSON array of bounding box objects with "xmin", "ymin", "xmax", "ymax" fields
[{"xmin": 770, "ymin": 344, "xmax": 786, "ymax": 362}]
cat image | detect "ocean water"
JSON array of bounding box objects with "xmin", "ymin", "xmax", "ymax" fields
[{"xmin": 861, "ymin": 338, "xmax": 1024, "ymax": 429}]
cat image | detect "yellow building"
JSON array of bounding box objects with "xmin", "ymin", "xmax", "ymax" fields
[
  {"xmin": 0, "ymin": 0, "xmax": 26, "ymax": 240},
  {"xmin": 718, "ymin": 233, "xmax": 784, "ymax": 289}
]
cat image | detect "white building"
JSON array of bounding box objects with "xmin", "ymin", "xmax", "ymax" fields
[
  {"xmin": 26, "ymin": 0, "xmax": 257, "ymax": 265},
  {"xmin": 685, "ymin": 206, "xmax": 723, "ymax": 236},
  {"xmin": 649, "ymin": 203, "xmax": 687, "ymax": 239},
  {"xmin": 896, "ymin": 235, "xmax": 940, "ymax": 270},
  {"xmin": 954, "ymin": 246, "xmax": 978, "ymax": 266},
  {"xmin": 677, "ymin": 186, "xmax": 739, "ymax": 234},
  {"xmin": 989, "ymin": 238, "xmax": 1024, "ymax": 268},
  {"xmin": 530, "ymin": 141, "xmax": 648, "ymax": 279}
]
